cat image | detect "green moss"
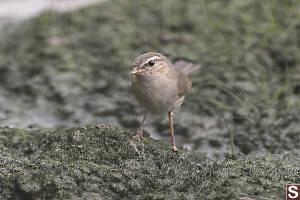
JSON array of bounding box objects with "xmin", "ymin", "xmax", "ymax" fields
[{"xmin": 0, "ymin": 126, "xmax": 299, "ymax": 199}]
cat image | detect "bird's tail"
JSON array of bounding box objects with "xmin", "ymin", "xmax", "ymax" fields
[{"xmin": 174, "ymin": 60, "xmax": 201, "ymax": 76}]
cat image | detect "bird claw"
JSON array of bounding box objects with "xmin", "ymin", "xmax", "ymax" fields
[
  {"xmin": 133, "ymin": 134, "xmax": 147, "ymax": 141},
  {"xmin": 171, "ymin": 146, "xmax": 178, "ymax": 152},
  {"xmin": 133, "ymin": 130, "xmax": 147, "ymax": 141}
]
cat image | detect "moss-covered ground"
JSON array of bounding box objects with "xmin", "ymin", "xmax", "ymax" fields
[
  {"xmin": 1, "ymin": 126, "xmax": 299, "ymax": 199},
  {"xmin": 0, "ymin": 0, "xmax": 300, "ymax": 199}
]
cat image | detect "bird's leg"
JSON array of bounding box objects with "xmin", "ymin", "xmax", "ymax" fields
[
  {"xmin": 133, "ymin": 112, "xmax": 148, "ymax": 141},
  {"xmin": 168, "ymin": 111, "xmax": 177, "ymax": 151}
]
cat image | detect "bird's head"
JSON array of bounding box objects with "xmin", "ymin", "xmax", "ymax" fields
[{"xmin": 130, "ymin": 52, "xmax": 171, "ymax": 75}]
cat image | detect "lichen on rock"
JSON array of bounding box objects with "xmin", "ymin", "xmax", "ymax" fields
[{"xmin": 0, "ymin": 126, "xmax": 299, "ymax": 199}]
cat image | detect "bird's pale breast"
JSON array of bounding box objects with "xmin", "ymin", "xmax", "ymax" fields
[{"xmin": 131, "ymin": 71, "xmax": 185, "ymax": 114}]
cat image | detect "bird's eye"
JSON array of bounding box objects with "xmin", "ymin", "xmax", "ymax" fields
[{"xmin": 148, "ymin": 60, "xmax": 155, "ymax": 66}]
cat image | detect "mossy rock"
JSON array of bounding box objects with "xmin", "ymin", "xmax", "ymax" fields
[{"xmin": 0, "ymin": 126, "xmax": 299, "ymax": 199}]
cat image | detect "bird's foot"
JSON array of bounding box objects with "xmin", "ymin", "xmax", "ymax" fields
[
  {"xmin": 133, "ymin": 130, "xmax": 146, "ymax": 141},
  {"xmin": 171, "ymin": 145, "xmax": 178, "ymax": 152}
]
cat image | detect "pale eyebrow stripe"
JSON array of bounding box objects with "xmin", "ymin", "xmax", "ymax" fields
[{"xmin": 140, "ymin": 56, "xmax": 161, "ymax": 67}]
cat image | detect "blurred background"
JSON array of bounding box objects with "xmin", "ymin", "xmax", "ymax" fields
[
  {"xmin": 0, "ymin": 0, "xmax": 299, "ymax": 155},
  {"xmin": 0, "ymin": 0, "xmax": 103, "ymax": 18}
]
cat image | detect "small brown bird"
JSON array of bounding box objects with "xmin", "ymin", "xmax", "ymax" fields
[{"xmin": 130, "ymin": 52, "xmax": 200, "ymax": 151}]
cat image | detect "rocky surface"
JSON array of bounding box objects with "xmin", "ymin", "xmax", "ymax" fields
[{"xmin": 1, "ymin": 126, "xmax": 299, "ymax": 199}]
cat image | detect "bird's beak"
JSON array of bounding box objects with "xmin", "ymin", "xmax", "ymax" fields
[{"xmin": 130, "ymin": 68, "xmax": 139, "ymax": 74}]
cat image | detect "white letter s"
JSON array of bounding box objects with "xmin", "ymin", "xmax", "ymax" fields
[{"xmin": 288, "ymin": 185, "xmax": 299, "ymax": 198}]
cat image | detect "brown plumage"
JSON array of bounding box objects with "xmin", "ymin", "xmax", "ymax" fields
[{"xmin": 130, "ymin": 52, "xmax": 200, "ymax": 151}]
